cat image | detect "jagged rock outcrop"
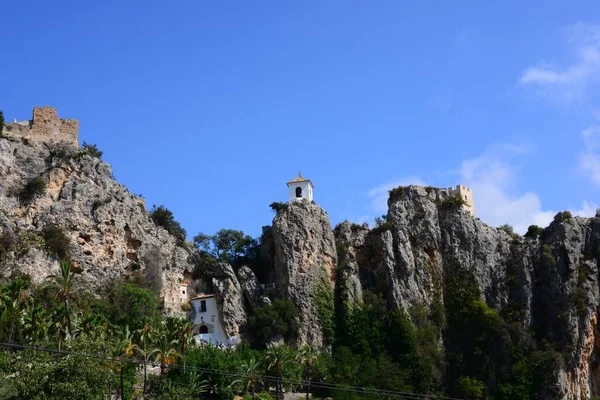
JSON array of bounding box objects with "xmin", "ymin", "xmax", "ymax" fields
[
  {"xmin": 272, "ymin": 199, "xmax": 337, "ymax": 348},
  {"xmin": 237, "ymin": 265, "xmax": 262, "ymax": 310},
  {"xmin": 0, "ymin": 137, "xmax": 193, "ymax": 307},
  {"xmin": 211, "ymin": 262, "xmax": 247, "ymax": 337},
  {"xmin": 335, "ymin": 185, "xmax": 600, "ymax": 400}
]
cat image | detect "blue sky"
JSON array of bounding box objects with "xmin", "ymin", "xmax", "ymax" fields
[{"xmin": 2, "ymin": 1, "xmax": 600, "ymax": 236}]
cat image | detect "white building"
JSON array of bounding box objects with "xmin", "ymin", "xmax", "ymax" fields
[
  {"xmin": 287, "ymin": 172, "xmax": 314, "ymax": 202},
  {"xmin": 190, "ymin": 294, "xmax": 240, "ymax": 348}
]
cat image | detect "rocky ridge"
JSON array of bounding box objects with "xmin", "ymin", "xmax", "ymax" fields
[{"xmin": 335, "ymin": 185, "xmax": 600, "ymax": 400}]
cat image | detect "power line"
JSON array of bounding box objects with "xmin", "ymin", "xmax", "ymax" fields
[{"xmin": 0, "ymin": 342, "xmax": 463, "ymax": 400}]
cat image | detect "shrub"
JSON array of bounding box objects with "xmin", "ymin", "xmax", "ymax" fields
[
  {"xmin": 313, "ymin": 273, "xmax": 335, "ymax": 344},
  {"xmin": 248, "ymin": 299, "xmax": 299, "ymax": 348},
  {"xmin": 525, "ymin": 225, "xmax": 544, "ymax": 238},
  {"xmin": 388, "ymin": 187, "xmax": 405, "ymax": 203},
  {"xmin": 440, "ymin": 193, "xmax": 467, "ymax": 210},
  {"xmin": 269, "ymin": 202, "xmax": 287, "ymax": 213},
  {"xmin": 180, "ymin": 302, "xmax": 192, "ymax": 312},
  {"xmin": 454, "ymin": 376, "xmax": 486, "ymax": 400},
  {"xmin": 553, "ymin": 211, "xmax": 573, "ymax": 223},
  {"xmin": 371, "ymin": 221, "xmax": 393, "ymax": 235},
  {"xmin": 0, "ymin": 110, "xmax": 4, "ymax": 137},
  {"xmin": 81, "ymin": 141, "xmax": 103, "ymax": 159},
  {"xmin": 41, "ymin": 224, "xmax": 71, "ymax": 259},
  {"xmin": 19, "ymin": 176, "xmax": 47, "ymax": 203},
  {"xmin": 499, "ymin": 224, "xmax": 520, "ymax": 240},
  {"xmin": 107, "ymin": 281, "xmax": 161, "ymax": 329},
  {"xmin": 540, "ymin": 245, "xmax": 556, "ymax": 269},
  {"xmin": 149, "ymin": 205, "xmax": 187, "ymax": 247},
  {"xmin": 0, "ymin": 232, "xmax": 16, "ymax": 260}
]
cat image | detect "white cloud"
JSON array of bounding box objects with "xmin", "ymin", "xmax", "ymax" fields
[
  {"xmin": 519, "ymin": 23, "xmax": 600, "ymax": 102},
  {"xmin": 457, "ymin": 145, "xmax": 596, "ymax": 233},
  {"xmin": 579, "ymin": 125, "xmax": 600, "ymax": 184},
  {"xmin": 364, "ymin": 145, "xmax": 597, "ymax": 234},
  {"xmin": 367, "ymin": 177, "xmax": 426, "ymax": 214}
]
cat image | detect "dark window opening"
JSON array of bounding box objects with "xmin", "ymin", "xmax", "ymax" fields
[
  {"xmin": 465, "ymin": 195, "xmax": 467, "ymax": 200},
  {"xmin": 199, "ymin": 325, "xmax": 208, "ymax": 334},
  {"xmin": 295, "ymin": 187, "xmax": 302, "ymax": 197},
  {"xmin": 200, "ymin": 300, "xmax": 207, "ymax": 312}
]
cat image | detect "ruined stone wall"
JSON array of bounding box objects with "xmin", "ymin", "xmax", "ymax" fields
[{"xmin": 3, "ymin": 106, "xmax": 79, "ymax": 147}]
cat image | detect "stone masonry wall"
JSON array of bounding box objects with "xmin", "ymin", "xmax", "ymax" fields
[{"xmin": 3, "ymin": 106, "xmax": 79, "ymax": 147}]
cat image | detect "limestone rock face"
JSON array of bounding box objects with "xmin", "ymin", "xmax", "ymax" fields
[
  {"xmin": 272, "ymin": 199, "xmax": 337, "ymax": 348},
  {"xmin": 237, "ymin": 265, "xmax": 261, "ymax": 310},
  {"xmin": 0, "ymin": 138, "xmax": 193, "ymax": 310},
  {"xmin": 336, "ymin": 185, "xmax": 600, "ymax": 400},
  {"xmin": 211, "ymin": 262, "xmax": 247, "ymax": 337}
]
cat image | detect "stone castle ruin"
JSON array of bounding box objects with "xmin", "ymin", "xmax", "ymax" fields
[{"xmin": 3, "ymin": 106, "xmax": 79, "ymax": 147}]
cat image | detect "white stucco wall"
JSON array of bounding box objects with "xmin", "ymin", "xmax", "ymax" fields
[
  {"xmin": 190, "ymin": 296, "xmax": 240, "ymax": 348},
  {"xmin": 287, "ymin": 181, "xmax": 313, "ymax": 202}
]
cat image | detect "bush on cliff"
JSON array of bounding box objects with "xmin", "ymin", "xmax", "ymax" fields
[
  {"xmin": 150, "ymin": 205, "xmax": 187, "ymax": 247},
  {"xmin": 524, "ymin": 225, "xmax": 544, "ymax": 238},
  {"xmin": 19, "ymin": 176, "xmax": 47, "ymax": 204},
  {"xmin": 0, "ymin": 110, "xmax": 4, "ymax": 137},
  {"xmin": 41, "ymin": 224, "xmax": 71, "ymax": 260},
  {"xmin": 81, "ymin": 141, "xmax": 103, "ymax": 159},
  {"xmin": 248, "ymin": 299, "xmax": 299, "ymax": 348}
]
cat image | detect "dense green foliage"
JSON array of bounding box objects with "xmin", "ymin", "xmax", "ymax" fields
[
  {"xmin": 41, "ymin": 224, "xmax": 71, "ymax": 259},
  {"xmin": 524, "ymin": 225, "xmax": 544, "ymax": 238},
  {"xmin": 81, "ymin": 141, "xmax": 103, "ymax": 159},
  {"xmin": 150, "ymin": 205, "xmax": 187, "ymax": 246},
  {"xmin": 0, "ymin": 110, "xmax": 4, "ymax": 137},
  {"xmin": 553, "ymin": 211, "xmax": 573, "ymax": 223},
  {"xmin": 193, "ymin": 229, "xmax": 258, "ymax": 270},
  {"xmin": 20, "ymin": 176, "xmax": 47, "ymax": 203},
  {"xmin": 269, "ymin": 202, "xmax": 287, "ymax": 213},
  {"xmin": 248, "ymin": 299, "xmax": 299, "ymax": 348},
  {"xmin": 440, "ymin": 193, "xmax": 467, "ymax": 209}
]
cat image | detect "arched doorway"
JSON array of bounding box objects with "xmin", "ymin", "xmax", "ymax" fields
[
  {"xmin": 295, "ymin": 187, "xmax": 302, "ymax": 198},
  {"xmin": 199, "ymin": 325, "xmax": 208, "ymax": 334}
]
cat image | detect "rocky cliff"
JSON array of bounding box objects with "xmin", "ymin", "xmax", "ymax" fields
[
  {"xmin": 0, "ymin": 136, "xmax": 193, "ymax": 310},
  {"xmin": 335, "ymin": 185, "xmax": 600, "ymax": 400},
  {"xmin": 272, "ymin": 199, "xmax": 337, "ymax": 348}
]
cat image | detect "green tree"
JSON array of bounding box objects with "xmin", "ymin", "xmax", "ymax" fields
[
  {"xmin": 150, "ymin": 205, "xmax": 187, "ymax": 246},
  {"xmin": 108, "ymin": 281, "xmax": 160, "ymax": 329},
  {"xmin": 297, "ymin": 345, "xmax": 318, "ymax": 400},
  {"xmin": 265, "ymin": 344, "xmax": 293, "ymax": 400},
  {"xmin": 150, "ymin": 332, "xmax": 179, "ymax": 395},
  {"xmin": 113, "ymin": 325, "xmax": 138, "ymax": 400},
  {"xmin": 46, "ymin": 260, "xmax": 79, "ymax": 338},
  {"xmin": 194, "ymin": 229, "xmax": 258, "ymax": 269},
  {"xmin": 248, "ymin": 299, "xmax": 299, "ymax": 348},
  {"xmin": 524, "ymin": 225, "xmax": 544, "ymax": 238},
  {"xmin": 81, "ymin": 141, "xmax": 103, "ymax": 159},
  {"xmin": 135, "ymin": 318, "xmax": 156, "ymax": 398}
]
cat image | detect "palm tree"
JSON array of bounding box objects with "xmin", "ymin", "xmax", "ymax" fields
[
  {"xmin": 149, "ymin": 332, "xmax": 178, "ymax": 396},
  {"xmin": 265, "ymin": 344, "xmax": 293, "ymax": 400},
  {"xmin": 46, "ymin": 260, "xmax": 79, "ymax": 337},
  {"xmin": 78, "ymin": 313, "xmax": 112, "ymax": 340},
  {"xmin": 178, "ymin": 321, "xmax": 195, "ymax": 373},
  {"xmin": 232, "ymin": 358, "xmax": 261, "ymax": 398},
  {"xmin": 135, "ymin": 319, "xmax": 155, "ymax": 398},
  {"xmin": 22, "ymin": 300, "xmax": 51, "ymax": 347},
  {"xmin": 113, "ymin": 325, "xmax": 138, "ymax": 400},
  {"xmin": 297, "ymin": 345, "xmax": 318, "ymax": 400},
  {"xmin": 0, "ymin": 276, "xmax": 30, "ymax": 344}
]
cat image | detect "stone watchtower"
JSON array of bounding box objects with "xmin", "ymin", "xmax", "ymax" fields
[
  {"xmin": 3, "ymin": 106, "xmax": 79, "ymax": 147},
  {"xmin": 448, "ymin": 184, "xmax": 475, "ymax": 216},
  {"xmin": 287, "ymin": 172, "xmax": 314, "ymax": 202}
]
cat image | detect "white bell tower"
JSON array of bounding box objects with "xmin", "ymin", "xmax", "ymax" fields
[{"xmin": 287, "ymin": 172, "xmax": 314, "ymax": 202}]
